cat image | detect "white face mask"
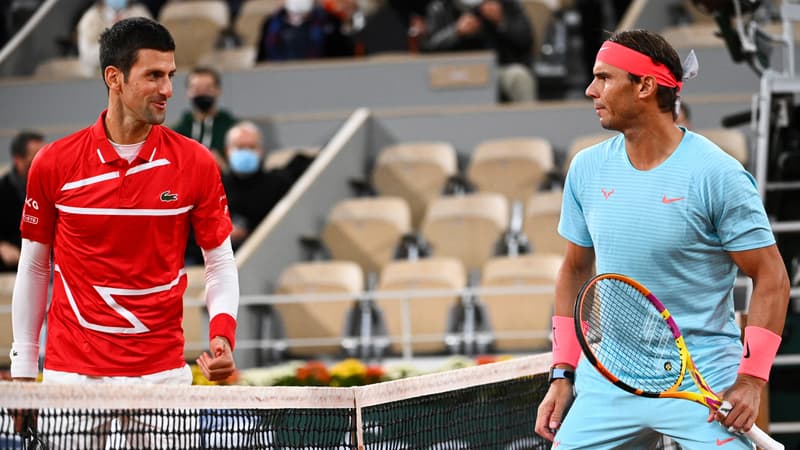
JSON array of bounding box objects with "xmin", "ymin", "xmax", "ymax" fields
[{"xmin": 285, "ymin": 0, "xmax": 314, "ymax": 15}]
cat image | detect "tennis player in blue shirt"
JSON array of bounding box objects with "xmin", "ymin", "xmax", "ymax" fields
[{"xmin": 534, "ymin": 29, "xmax": 789, "ymax": 449}]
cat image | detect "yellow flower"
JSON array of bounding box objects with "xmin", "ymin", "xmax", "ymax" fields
[{"xmin": 330, "ymin": 358, "xmax": 366, "ymax": 379}]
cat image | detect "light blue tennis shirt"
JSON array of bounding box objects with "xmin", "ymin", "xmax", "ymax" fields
[{"xmin": 560, "ymin": 129, "xmax": 775, "ymax": 390}]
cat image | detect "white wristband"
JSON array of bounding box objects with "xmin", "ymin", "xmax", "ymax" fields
[{"xmin": 10, "ymin": 342, "xmax": 40, "ymax": 379}]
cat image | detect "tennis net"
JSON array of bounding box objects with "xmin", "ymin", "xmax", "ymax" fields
[{"xmin": 0, "ymin": 353, "xmax": 552, "ymax": 449}]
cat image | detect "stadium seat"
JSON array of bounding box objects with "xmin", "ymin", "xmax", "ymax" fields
[
  {"xmin": 273, "ymin": 261, "xmax": 364, "ymax": 357},
  {"xmin": 480, "ymin": 253, "xmax": 562, "ymax": 351},
  {"xmin": 34, "ymin": 56, "xmax": 94, "ymax": 80},
  {"xmin": 197, "ymin": 46, "xmax": 257, "ymax": 71},
  {"xmin": 183, "ymin": 266, "xmax": 208, "ymax": 361},
  {"xmin": 421, "ymin": 192, "xmax": 509, "ymax": 271},
  {"xmin": 523, "ymin": 189, "xmax": 566, "ymax": 255},
  {"xmin": 376, "ymin": 257, "xmax": 466, "ymax": 354},
  {"xmin": 519, "ymin": 0, "xmax": 557, "ymax": 57},
  {"xmin": 372, "ymin": 141, "xmax": 458, "ymax": 228},
  {"xmin": 696, "ymin": 127, "xmax": 749, "ymax": 166},
  {"xmin": 159, "ymin": 0, "xmax": 229, "ymax": 69},
  {"xmin": 235, "ymin": 0, "xmax": 283, "ymax": 48},
  {"xmin": 467, "ymin": 137, "xmax": 555, "ymax": 202},
  {"xmin": 321, "ymin": 196, "xmax": 412, "ymax": 275},
  {"xmin": 562, "ymin": 131, "xmax": 618, "ymax": 175},
  {"xmin": 264, "ymin": 146, "xmax": 320, "ymax": 171},
  {"xmin": 0, "ymin": 273, "xmax": 15, "ymax": 366}
]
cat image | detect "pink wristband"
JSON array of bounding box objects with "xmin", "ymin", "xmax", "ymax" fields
[
  {"xmin": 738, "ymin": 325, "xmax": 781, "ymax": 381},
  {"xmin": 552, "ymin": 315, "xmax": 582, "ymax": 367}
]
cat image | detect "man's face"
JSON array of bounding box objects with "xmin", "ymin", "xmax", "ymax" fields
[
  {"xmin": 226, "ymin": 127, "xmax": 262, "ymax": 157},
  {"xmin": 585, "ymin": 60, "xmax": 639, "ymax": 131},
  {"xmin": 115, "ymin": 49, "xmax": 176, "ymax": 125},
  {"xmin": 15, "ymin": 138, "xmax": 44, "ymax": 179},
  {"xmin": 186, "ymin": 72, "xmax": 220, "ymax": 100}
]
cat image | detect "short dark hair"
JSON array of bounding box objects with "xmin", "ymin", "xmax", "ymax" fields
[
  {"xmin": 99, "ymin": 17, "xmax": 175, "ymax": 82},
  {"xmin": 608, "ymin": 29, "xmax": 682, "ymax": 116},
  {"xmin": 10, "ymin": 130, "xmax": 44, "ymax": 159},
  {"xmin": 187, "ymin": 66, "xmax": 222, "ymax": 89}
]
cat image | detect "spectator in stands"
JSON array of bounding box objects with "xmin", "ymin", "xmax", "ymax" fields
[
  {"xmin": 77, "ymin": 0, "xmax": 152, "ymax": 74},
  {"xmin": 0, "ymin": 131, "xmax": 45, "ymax": 273},
  {"xmin": 420, "ymin": 0, "xmax": 535, "ymax": 102},
  {"xmin": 171, "ymin": 66, "xmax": 237, "ymax": 171},
  {"xmin": 256, "ymin": 0, "xmax": 354, "ymax": 62},
  {"xmin": 223, "ymin": 121, "xmax": 294, "ymax": 251},
  {"xmin": 676, "ymin": 100, "xmax": 692, "ymax": 129}
]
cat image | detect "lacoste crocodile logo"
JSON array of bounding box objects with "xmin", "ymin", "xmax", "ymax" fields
[{"xmin": 160, "ymin": 191, "xmax": 178, "ymax": 202}]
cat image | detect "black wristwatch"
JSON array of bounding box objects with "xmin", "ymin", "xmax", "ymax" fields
[{"xmin": 548, "ymin": 367, "xmax": 575, "ymax": 384}]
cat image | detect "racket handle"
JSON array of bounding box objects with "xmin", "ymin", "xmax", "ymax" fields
[{"xmin": 719, "ymin": 401, "xmax": 784, "ymax": 450}]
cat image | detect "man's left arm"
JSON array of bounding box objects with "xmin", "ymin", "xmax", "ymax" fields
[
  {"xmin": 196, "ymin": 237, "xmax": 239, "ymax": 382},
  {"xmin": 719, "ymin": 245, "xmax": 789, "ymax": 432}
]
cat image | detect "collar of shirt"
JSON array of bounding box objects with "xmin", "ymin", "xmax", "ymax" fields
[{"xmin": 92, "ymin": 110, "xmax": 163, "ymax": 165}]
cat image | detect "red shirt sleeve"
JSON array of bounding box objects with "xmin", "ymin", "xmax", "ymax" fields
[
  {"xmin": 190, "ymin": 149, "xmax": 233, "ymax": 251},
  {"xmin": 20, "ymin": 144, "xmax": 58, "ymax": 245}
]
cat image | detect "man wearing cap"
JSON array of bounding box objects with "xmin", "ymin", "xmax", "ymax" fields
[{"xmin": 533, "ymin": 29, "xmax": 788, "ymax": 449}]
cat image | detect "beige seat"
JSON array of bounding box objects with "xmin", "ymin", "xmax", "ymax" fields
[
  {"xmin": 0, "ymin": 273, "xmax": 15, "ymax": 366},
  {"xmin": 421, "ymin": 192, "xmax": 509, "ymax": 271},
  {"xmin": 235, "ymin": 0, "xmax": 283, "ymax": 47},
  {"xmin": 481, "ymin": 253, "xmax": 562, "ymax": 351},
  {"xmin": 696, "ymin": 127, "xmax": 749, "ymax": 166},
  {"xmin": 197, "ymin": 46, "xmax": 257, "ymax": 71},
  {"xmin": 519, "ymin": 0, "xmax": 556, "ymax": 56},
  {"xmin": 264, "ymin": 146, "xmax": 321, "ymax": 171},
  {"xmin": 273, "ymin": 261, "xmax": 363, "ymax": 357},
  {"xmin": 159, "ymin": 0, "xmax": 229, "ymax": 69},
  {"xmin": 34, "ymin": 57, "xmax": 94, "ymax": 80},
  {"xmin": 372, "ymin": 141, "xmax": 458, "ymax": 228},
  {"xmin": 183, "ymin": 266, "xmax": 208, "ymax": 361},
  {"xmin": 523, "ymin": 189, "xmax": 566, "ymax": 255},
  {"xmin": 376, "ymin": 257, "xmax": 466, "ymax": 354},
  {"xmin": 563, "ymin": 132, "xmax": 619, "ymax": 175},
  {"xmin": 467, "ymin": 137, "xmax": 555, "ymax": 202},
  {"xmin": 321, "ymin": 196, "xmax": 411, "ymax": 275}
]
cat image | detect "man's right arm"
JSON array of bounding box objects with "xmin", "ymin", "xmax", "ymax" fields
[
  {"xmin": 534, "ymin": 241, "xmax": 595, "ymax": 441},
  {"xmin": 10, "ymin": 239, "xmax": 51, "ymax": 380}
]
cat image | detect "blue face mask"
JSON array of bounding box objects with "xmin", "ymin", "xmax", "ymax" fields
[
  {"xmin": 228, "ymin": 148, "xmax": 261, "ymax": 175},
  {"xmin": 104, "ymin": 0, "xmax": 128, "ymax": 11}
]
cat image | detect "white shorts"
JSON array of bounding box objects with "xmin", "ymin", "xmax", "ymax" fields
[{"xmin": 37, "ymin": 365, "xmax": 198, "ymax": 449}]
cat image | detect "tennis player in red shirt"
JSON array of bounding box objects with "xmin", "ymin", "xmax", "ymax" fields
[{"xmin": 10, "ymin": 17, "xmax": 238, "ymax": 386}]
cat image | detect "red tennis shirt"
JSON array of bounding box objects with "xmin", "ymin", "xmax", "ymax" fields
[{"xmin": 20, "ymin": 111, "xmax": 234, "ymax": 376}]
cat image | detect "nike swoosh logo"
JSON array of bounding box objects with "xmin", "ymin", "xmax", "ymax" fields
[
  {"xmin": 717, "ymin": 437, "xmax": 736, "ymax": 446},
  {"xmin": 662, "ymin": 195, "xmax": 685, "ymax": 204},
  {"xmin": 743, "ymin": 342, "xmax": 751, "ymax": 358}
]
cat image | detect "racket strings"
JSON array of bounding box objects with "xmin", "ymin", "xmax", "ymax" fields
[{"xmin": 581, "ymin": 278, "xmax": 683, "ymax": 393}]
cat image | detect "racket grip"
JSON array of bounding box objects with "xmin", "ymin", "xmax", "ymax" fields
[{"xmin": 719, "ymin": 401, "xmax": 784, "ymax": 450}]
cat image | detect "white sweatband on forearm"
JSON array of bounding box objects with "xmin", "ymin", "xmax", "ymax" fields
[
  {"xmin": 201, "ymin": 237, "xmax": 239, "ymax": 349},
  {"xmin": 10, "ymin": 239, "xmax": 51, "ymax": 378}
]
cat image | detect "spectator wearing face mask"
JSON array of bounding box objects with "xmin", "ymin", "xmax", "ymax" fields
[
  {"xmin": 256, "ymin": 0, "xmax": 354, "ymax": 62},
  {"xmin": 77, "ymin": 0, "xmax": 152, "ymax": 74},
  {"xmin": 171, "ymin": 66, "xmax": 237, "ymax": 171},
  {"xmin": 222, "ymin": 121, "xmax": 294, "ymax": 251},
  {"xmin": 421, "ymin": 0, "xmax": 535, "ymax": 102}
]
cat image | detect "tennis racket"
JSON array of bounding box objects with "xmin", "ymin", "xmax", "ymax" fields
[{"xmin": 573, "ymin": 273, "xmax": 783, "ymax": 450}]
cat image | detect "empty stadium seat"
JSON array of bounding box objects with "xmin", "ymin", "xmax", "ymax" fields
[
  {"xmin": 264, "ymin": 146, "xmax": 321, "ymax": 171},
  {"xmin": 467, "ymin": 137, "xmax": 555, "ymax": 202},
  {"xmin": 481, "ymin": 253, "xmax": 562, "ymax": 351},
  {"xmin": 563, "ymin": 132, "xmax": 618, "ymax": 175},
  {"xmin": 421, "ymin": 192, "xmax": 509, "ymax": 271},
  {"xmin": 520, "ymin": 0, "xmax": 557, "ymax": 57},
  {"xmin": 376, "ymin": 257, "xmax": 466, "ymax": 354},
  {"xmin": 696, "ymin": 127, "xmax": 749, "ymax": 166},
  {"xmin": 235, "ymin": 0, "xmax": 283, "ymax": 48},
  {"xmin": 197, "ymin": 46, "xmax": 257, "ymax": 71},
  {"xmin": 0, "ymin": 273, "xmax": 15, "ymax": 366},
  {"xmin": 372, "ymin": 141, "xmax": 458, "ymax": 228},
  {"xmin": 523, "ymin": 189, "xmax": 565, "ymax": 255},
  {"xmin": 273, "ymin": 261, "xmax": 364, "ymax": 357},
  {"xmin": 321, "ymin": 196, "xmax": 412, "ymax": 275},
  {"xmin": 159, "ymin": 0, "xmax": 229, "ymax": 69},
  {"xmin": 34, "ymin": 57, "xmax": 94, "ymax": 80}
]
